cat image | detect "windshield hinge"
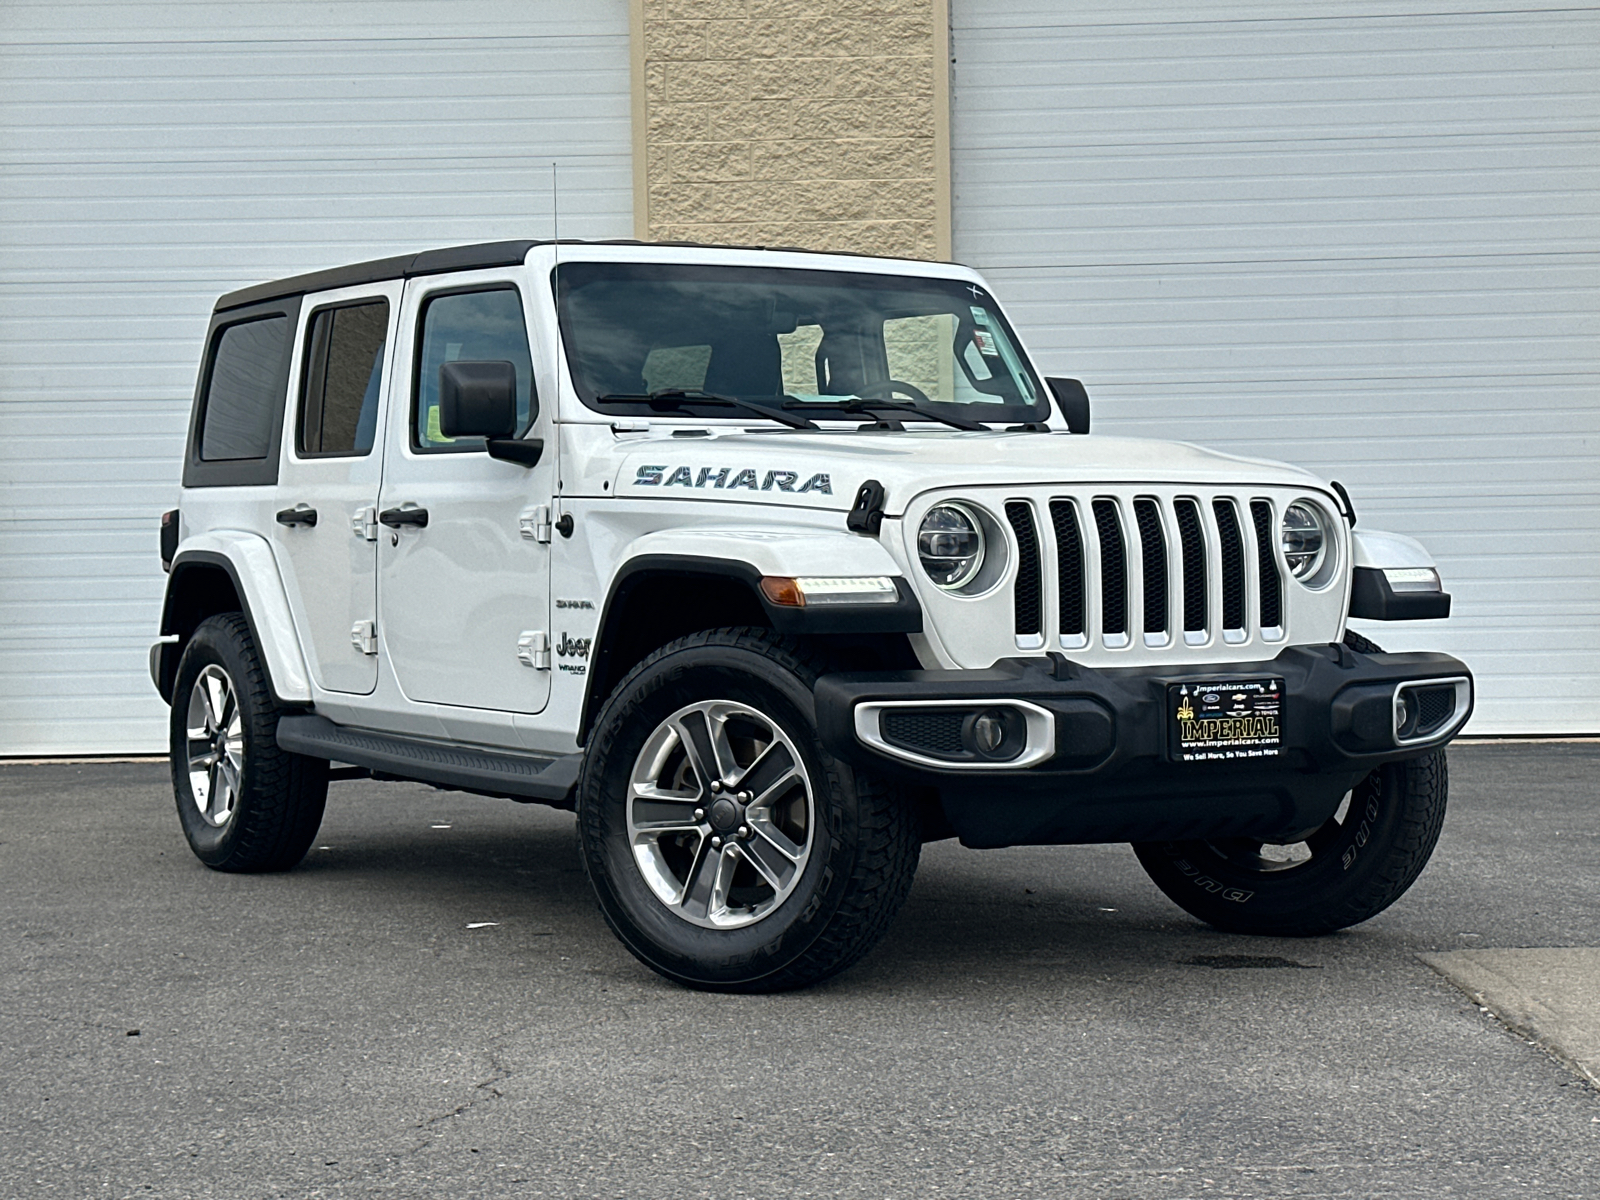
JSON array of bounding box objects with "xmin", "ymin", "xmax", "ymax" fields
[{"xmin": 846, "ymin": 479, "xmax": 887, "ymax": 536}]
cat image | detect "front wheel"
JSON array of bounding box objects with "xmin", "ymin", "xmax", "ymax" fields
[
  {"xmin": 1133, "ymin": 750, "xmax": 1448, "ymax": 936},
  {"xmin": 576, "ymin": 629, "xmax": 921, "ymax": 992}
]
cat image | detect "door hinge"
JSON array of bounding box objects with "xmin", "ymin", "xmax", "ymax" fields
[
  {"xmin": 351, "ymin": 506, "xmax": 379, "ymax": 542},
  {"xmin": 519, "ymin": 505, "xmax": 553, "ymax": 544},
  {"xmin": 350, "ymin": 620, "xmax": 378, "ymax": 656},
  {"xmin": 516, "ymin": 630, "xmax": 551, "ymax": 671}
]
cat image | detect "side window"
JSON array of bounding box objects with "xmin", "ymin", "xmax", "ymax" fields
[
  {"xmin": 199, "ymin": 315, "xmax": 290, "ymax": 461},
  {"xmin": 414, "ymin": 287, "xmax": 536, "ymax": 452},
  {"xmin": 298, "ymin": 299, "xmax": 389, "ymax": 457}
]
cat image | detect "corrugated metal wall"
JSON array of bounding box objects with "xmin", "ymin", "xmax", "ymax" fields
[
  {"xmin": 951, "ymin": 1, "xmax": 1599, "ymax": 733},
  {"xmin": 0, "ymin": 0, "xmax": 633, "ymax": 754}
]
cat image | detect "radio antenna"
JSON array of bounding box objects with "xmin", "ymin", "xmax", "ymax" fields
[{"xmin": 551, "ymin": 159, "xmax": 561, "ymax": 330}]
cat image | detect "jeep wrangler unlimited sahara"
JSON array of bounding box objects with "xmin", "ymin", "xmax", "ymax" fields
[{"xmin": 152, "ymin": 240, "xmax": 1472, "ymax": 991}]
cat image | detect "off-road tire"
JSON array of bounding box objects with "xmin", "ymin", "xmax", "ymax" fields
[
  {"xmin": 169, "ymin": 613, "xmax": 328, "ymax": 871},
  {"xmin": 1132, "ymin": 631, "xmax": 1449, "ymax": 936},
  {"xmin": 576, "ymin": 627, "xmax": 921, "ymax": 992}
]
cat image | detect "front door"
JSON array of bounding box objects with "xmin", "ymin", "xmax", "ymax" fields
[
  {"xmin": 376, "ymin": 273, "xmax": 553, "ymax": 714},
  {"xmin": 272, "ymin": 283, "xmax": 401, "ymax": 695}
]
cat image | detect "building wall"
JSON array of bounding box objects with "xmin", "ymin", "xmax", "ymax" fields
[
  {"xmin": 0, "ymin": 0, "xmax": 635, "ymax": 755},
  {"xmin": 632, "ymin": 0, "xmax": 950, "ymax": 259}
]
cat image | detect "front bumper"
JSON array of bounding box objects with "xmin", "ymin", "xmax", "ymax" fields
[{"xmin": 814, "ymin": 643, "xmax": 1472, "ymax": 848}]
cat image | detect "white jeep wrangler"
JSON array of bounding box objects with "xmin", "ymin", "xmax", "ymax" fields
[{"xmin": 153, "ymin": 240, "xmax": 1472, "ymax": 991}]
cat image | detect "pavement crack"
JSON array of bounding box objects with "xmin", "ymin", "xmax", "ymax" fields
[{"xmin": 421, "ymin": 1048, "xmax": 513, "ymax": 1131}]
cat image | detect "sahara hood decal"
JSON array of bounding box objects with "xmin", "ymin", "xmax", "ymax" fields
[{"xmin": 634, "ymin": 465, "xmax": 832, "ymax": 494}]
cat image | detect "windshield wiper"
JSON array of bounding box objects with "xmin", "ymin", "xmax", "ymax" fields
[
  {"xmin": 782, "ymin": 396, "xmax": 987, "ymax": 432},
  {"xmin": 596, "ymin": 389, "xmax": 817, "ymax": 431}
]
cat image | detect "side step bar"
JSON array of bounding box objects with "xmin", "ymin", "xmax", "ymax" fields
[{"xmin": 275, "ymin": 714, "xmax": 582, "ymax": 808}]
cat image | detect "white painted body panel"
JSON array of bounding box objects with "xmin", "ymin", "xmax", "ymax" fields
[
  {"xmin": 375, "ymin": 269, "xmax": 557, "ymax": 716},
  {"xmin": 269, "ymin": 279, "xmax": 404, "ymax": 696}
]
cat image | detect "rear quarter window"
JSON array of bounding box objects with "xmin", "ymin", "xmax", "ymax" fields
[{"xmin": 200, "ymin": 315, "xmax": 290, "ymax": 461}]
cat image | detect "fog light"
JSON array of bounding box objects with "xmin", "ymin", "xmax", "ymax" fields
[
  {"xmin": 1394, "ymin": 691, "xmax": 1416, "ymax": 739},
  {"xmin": 963, "ymin": 707, "xmax": 1026, "ymax": 762}
]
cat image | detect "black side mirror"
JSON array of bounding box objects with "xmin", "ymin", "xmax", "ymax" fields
[
  {"xmin": 1045, "ymin": 377, "xmax": 1091, "ymax": 434},
  {"xmin": 439, "ymin": 360, "xmax": 517, "ymax": 438}
]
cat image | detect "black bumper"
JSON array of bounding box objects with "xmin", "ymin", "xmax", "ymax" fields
[{"xmin": 814, "ymin": 644, "xmax": 1472, "ymax": 849}]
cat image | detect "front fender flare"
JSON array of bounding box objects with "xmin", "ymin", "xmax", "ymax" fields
[{"xmin": 1349, "ymin": 528, "xmax": 1451, "ymax": 621}]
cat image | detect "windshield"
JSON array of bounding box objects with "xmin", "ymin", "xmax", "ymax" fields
[{"xmin": 555, "ymin": 262, "xmax": 1048, "ymax": 426}]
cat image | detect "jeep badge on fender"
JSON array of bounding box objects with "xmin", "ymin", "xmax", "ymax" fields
[{"xmin": 150, "ymin": 239, "xmax": 1471, "ymax": 993}]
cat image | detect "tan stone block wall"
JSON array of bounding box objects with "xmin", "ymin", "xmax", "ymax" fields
[{"xmin": 632, "ymin": 0, "xmax": 950, "ymax": 260}]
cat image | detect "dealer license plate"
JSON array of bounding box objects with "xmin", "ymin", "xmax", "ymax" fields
[{"xmin": 1170, "ymin": 677, "xmax": 1284, "ymax": 763}]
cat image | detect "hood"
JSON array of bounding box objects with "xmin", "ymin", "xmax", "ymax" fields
[{"xmin": 612, "ymin": 428, "xmax": 1332, "ymax": 515}]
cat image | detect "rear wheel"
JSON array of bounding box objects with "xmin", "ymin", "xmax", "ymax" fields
[
  {"xmin": 1133, "ymin": 631, "xmax": 1449, "ymax": 935},
  {"xmin": 577, "ymin": 628, "xmax": 921, "ymax": 992},
  {"xmin": 169, "ymin": 613, "xmax": 328, "ymax": 871}
]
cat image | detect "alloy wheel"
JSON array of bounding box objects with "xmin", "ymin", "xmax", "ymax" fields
[
  {"xmin": 185, "ymin": 664, "xmax": 245, "ymax": 828},
  {"xmin": 626, "ymin": 699, "xmax": 815, "ymax": 929}
]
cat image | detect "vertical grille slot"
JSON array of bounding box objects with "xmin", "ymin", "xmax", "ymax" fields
[
  {"xmin": 1049, "ymin": 499, "xmax": 1086, "ymax": 645},
  {"xmin": 1092, "ymin": 499, "xmax": 1127, "ymax": 642},
  {"xmin": 1174, "ymin": 498, "xmax": 1206, "ymax": 637},
  {"xmin": 1250, "ymin": 500, "xmax": 1283, "ymax": 632},
  {"xmin": 1004, "ymin": 501, "xmax": 1043, "ymax": 646},
  {"xmin": 1133, "ymin": 498, "xmax": 1167, "ymax": 639},
  {"xmin": 1213, "ymin": 499, "xmax": 1245, "ymax": 634}
]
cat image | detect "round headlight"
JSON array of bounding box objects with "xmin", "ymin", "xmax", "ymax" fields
[
  {"xmin": 918, "ymin": 503, "xmax": 985, "ymax": 590},
  {"xmin": 1281, "ymin": 502, "xmax": 1329, "ymax": 580}
]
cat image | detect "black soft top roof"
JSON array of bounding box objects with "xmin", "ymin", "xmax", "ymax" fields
[
  {"xmin": 213, "ymin": 238, "xmax": 941, "ymax": 312},
  {"xmin": 214, "ymin": 240, "xmax": 542, "ymax": 312}
]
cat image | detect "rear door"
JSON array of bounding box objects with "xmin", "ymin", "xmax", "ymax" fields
[
  {"xmin": 375, "ymin": 272, "xmax": 553, "ymax": 714},
  {"xmin": 271, "ymin": 282, "xmax": 401, "ymax": 695}
]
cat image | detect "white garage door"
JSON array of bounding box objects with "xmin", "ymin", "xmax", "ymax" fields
[
  {"xmin": 0, "ymin": 0, "xmax": 633, "ymax": 755},
  {"xmin": 952, "ymin": 1, "xmax": 1598, "ymax": 734}
]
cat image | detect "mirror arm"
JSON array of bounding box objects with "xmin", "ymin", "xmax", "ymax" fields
[{"xmin": 486, "ymin": 437, "xmax": 544, "ymax": 467}]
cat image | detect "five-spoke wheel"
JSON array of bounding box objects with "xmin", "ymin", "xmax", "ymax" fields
[
  {"xmin": 627, "ymin": 699, "xmax": 813, "ymax": 929},
  {"xmin": 578, "ymin": 629, "xmax": 921, "ymax": 992},
  {"xmin": 185, "ymin": 663, "xmax": 245, "ymax": 829},
  {"xmin": 169, "ymin": 613, "xmax": 327, "ymax": 872}
]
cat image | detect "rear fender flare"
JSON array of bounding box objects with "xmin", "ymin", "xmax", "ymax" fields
[{"xmin": 160, "ymin": 532, "xmax": 312, "ymax": 705}]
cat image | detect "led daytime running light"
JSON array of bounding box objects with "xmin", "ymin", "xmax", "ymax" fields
[{"xmin": 760, "ymin": 575, "xmax": 900, "ymax": 607}]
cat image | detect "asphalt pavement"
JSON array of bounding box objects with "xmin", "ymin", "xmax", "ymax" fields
[{"xmin": 3, "ymin": 743, "xmax": 1598, "ymax": 1199}]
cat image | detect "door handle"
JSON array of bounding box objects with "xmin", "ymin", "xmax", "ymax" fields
[
  {"xmin": 378, "ymin": 506, "xmax": 429, "ymax": 529},
  {"xmin": 275, "ymin": 505, "xmax": 318, "ymax": 527}
]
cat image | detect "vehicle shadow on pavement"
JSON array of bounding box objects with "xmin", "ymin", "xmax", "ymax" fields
[{"xmin": 285, "ymin": 791, "xmax": 1375, "ymax": 996}]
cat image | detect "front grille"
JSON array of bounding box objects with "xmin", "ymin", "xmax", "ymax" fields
[
  {"xmin": 1250, "ymin": 500, "xmax": 1283, "ymax": 630},
  {"xmin": 1005, "ymin": 501, "xmax": 1043, "ymax": 642},
  {"xmin": 1214, "ymin": 499, "xmax": 1245, "ymax": 633},
  {"xmin": 1174, "ymin": 498, "xmax": 1206, "ymax": 634},
  {"xmin": 880, "ymin": 709, "xmax": 967, "ymax": 757},
  {"xmin": 996, "ymin": 490, "xmax": 1297, "ymax": 652},
  {"xmin": 1134, "ymin": 498, "xmax": 1167, "ymax": 637},
  {"xmin": 1092, "ymin": 499, "xmax": 1127, "ymax": 639},
  {"xmin": 1050, "ymin": 499, "xmax": 1085, "ymax": 643}
]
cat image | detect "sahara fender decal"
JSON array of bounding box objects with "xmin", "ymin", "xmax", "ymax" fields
[{"xmin": 162, "ymin": 536, "xmax": 312, "ymax": 704}]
